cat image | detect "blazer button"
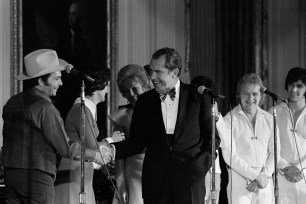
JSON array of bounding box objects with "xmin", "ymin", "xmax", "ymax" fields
[{"xmin": 169, "ymin": 147, "xmax": 173, "ymax": 151}]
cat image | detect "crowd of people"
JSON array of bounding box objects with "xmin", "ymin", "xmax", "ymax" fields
[{"xmin": 2, "ymin": 47, "xmax": 306, "ymax": 204}]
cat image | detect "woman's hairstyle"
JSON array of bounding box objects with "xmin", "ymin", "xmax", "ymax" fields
[
  {"xmin": 117, "ymin": 64, "xmax": 150, "ymax": 93},
  {"xmin": 151, "ymin": 47, "xmax": 182, "ymax": 76},
  {"xmin": 236, "ymin": 73, "xmax": 265, "ymax": 105},
  {"xmin": 285, "ymin": 67, "xmax": 306, "ymax": 91},
  {"xmin": 85, "ymin": 65, "xmax": 110, "ymax": 96}
]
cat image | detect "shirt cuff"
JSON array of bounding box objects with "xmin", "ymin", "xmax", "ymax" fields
[
  {"xmin": 293, "ymin": 163, "xmax": 306, "ymax": 170},
  {"xmin": 100, "ymin": 137, "xmax": 114, "ymax": 146},
  {"xmin": 278, "ymin": 158, "xmax": 290, "ymax": 170},
  {"xmin": 106, "ymin": 137, "xmax": 114, "ymax": 144},
  {"xmin": 248, "ymin": 168, "xmax": 260, "ymax": 181}
]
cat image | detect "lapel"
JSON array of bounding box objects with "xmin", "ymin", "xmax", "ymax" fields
[
  {"xmin": 150, "ymin": 89, "xmax": 173, "ymax": 146},
  {"xmin": 173, "ymin": 82, "xmax": 188, "ymax": 139},
  {"xmin": 151, "ymin": 89, "xmax": 167, "ymax": 133}
]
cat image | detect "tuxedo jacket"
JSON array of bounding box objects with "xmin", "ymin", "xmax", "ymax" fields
[{"xmin": 114, "ymin": 82, "xmax": 220, "ymax": 199}]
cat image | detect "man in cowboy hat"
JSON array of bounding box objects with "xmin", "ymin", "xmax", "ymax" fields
[{"xmin": 2, "ymin": 49, "xmax": 112, "ymax": 204}]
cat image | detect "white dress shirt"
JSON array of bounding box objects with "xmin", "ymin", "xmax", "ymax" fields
[
  {"xmin": 74, "ymin": 97, "xmax": 97, "ymax": 120},
  {"xmin": 161, "ymin": 80, "xmax": 180, "ymax": 134}
]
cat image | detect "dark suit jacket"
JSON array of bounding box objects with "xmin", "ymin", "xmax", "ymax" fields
[{"xmin": 114, "ymin": 82, "xmax": 220, "ymax": 199}]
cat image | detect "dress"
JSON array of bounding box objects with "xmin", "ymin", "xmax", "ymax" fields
[
  {"xmin": 217, "ymin": 104, "xmax": 278, "ymax": 204},
  {"xmin": 269, "ymin": 102, "xmax": 306, "ymax": 204},
  {"xmin": 55, "ymin": 98, "xmax": 99, "ymax": 204},
  {"xmin": 109, "ymin": 104, "xmax": 145, "ymax": 204}
]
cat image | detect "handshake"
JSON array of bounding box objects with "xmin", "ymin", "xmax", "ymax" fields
[
  {"xmin": 93, "ymin": 145, "xmax": 114, "ymax": 165},
  {"xmin": 93, "ymin": 131, "xmax": 125, "ymax": 165}
]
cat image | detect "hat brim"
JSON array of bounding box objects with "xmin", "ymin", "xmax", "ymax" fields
[{"xmin": 17, "ymin": 59, "xmax": 68, "ymax": 80}]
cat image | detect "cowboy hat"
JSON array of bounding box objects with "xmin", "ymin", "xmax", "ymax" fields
[{"xmin": 17, "ymin": 49, "xmax": 68, "ymax": 80}]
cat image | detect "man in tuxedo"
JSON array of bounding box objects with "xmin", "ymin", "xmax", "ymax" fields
[{"xmin": 111, "ymin": 47, "xmax": 220, "ymax": 204}]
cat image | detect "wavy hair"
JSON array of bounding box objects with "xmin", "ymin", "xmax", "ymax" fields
[
  {"xmin": 151, "ymin": 47, "xmax": 182, "ymax": 76},
  {"xmin": 236, "ymin": 73, "xmax": 265, "ymax": 105},
  {"xmin": 84, "ymin": 65, "xmax": 110, "ymax": 96},
  {"xmin": 117, "ymin": 64, "xmax": 151, "ymax": 93}
]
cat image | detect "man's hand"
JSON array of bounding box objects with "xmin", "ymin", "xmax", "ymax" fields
[
  {"xmin": 283, "ymin": 166, "xmax": 303, "ymax": 182},
  {"xmin": 94, "ymin": 145, "xmax": 113, "ymax": 165},
  {"xmin": 246, "ymin": 180, "xmax": 259, "ymax": 193},
  {"xmin": 255, "ymin": 172, "xmax": 269, "ymax": 189}
]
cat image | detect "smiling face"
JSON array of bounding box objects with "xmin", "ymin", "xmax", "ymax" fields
[
  {"xmin": 39, "ymin": 71, "xmax": 63, "ymax": 97},
  {"xmin": 239, "ymin": 83, "xmax": 261, "ymax": 114},
  {"xmin": 149, "ymin": 55, "xmax": 178, "ymax": 92},
  {"xmin": 287, "ymin": 80, "xmax": 306, "ymax": 103},
  {"xmin": 122, "ymin": 78, "xmax": 145, "ymax": 106}
]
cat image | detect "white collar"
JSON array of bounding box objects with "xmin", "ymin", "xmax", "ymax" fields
[
  {"xmin": 74, "ymin": 97, "xmax": 97, "ymax": 120},
  {"xmin": 174, "ymin": 79, "xmax": 180, "ymax": 94}
]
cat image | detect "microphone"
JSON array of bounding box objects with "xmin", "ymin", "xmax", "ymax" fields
[
  {"xmin": 197, "ymin": 86, "xmax": 226, "ymax": 99},
  {"xmin": 65, "ymin": 64, "xmax": 95, "ymax": 83},
  {"xmin": 260, "ymin": 86, "xmax": 286, "ymax": 103}
]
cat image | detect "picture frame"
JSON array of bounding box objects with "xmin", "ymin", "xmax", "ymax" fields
[{"xmin": 10, "ymin": 0, "xmax": 119, "ymax": 137}]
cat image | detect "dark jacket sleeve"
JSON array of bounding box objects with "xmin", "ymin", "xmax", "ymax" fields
[{"xmin": 113, "ymin": 95, "xmax": 147, "ymax": 159}]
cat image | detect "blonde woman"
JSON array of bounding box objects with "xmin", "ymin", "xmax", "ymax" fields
[{"xmin": 109, "ymin": 64, "xmax": 151, "ymax": 204}]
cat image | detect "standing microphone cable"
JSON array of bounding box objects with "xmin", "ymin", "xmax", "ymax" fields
[{"xmin": 228, "ymin": 99, "xmax": 233, "ymax": 204}]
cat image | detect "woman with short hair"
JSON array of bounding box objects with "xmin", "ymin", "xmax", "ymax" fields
[
  {"xmin": 55, "ymin": 66, "xmax": 123, "ymax": 204},
  {"xmin": 218, "ymin": 73, "xmax": 278, "ymax": 204},
  {"xmin": 110, "ymin": 64, "xmax": 151, "ymax": 204}
]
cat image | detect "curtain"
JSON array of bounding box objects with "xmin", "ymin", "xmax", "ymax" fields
[
  {"xmin": 189, "ymin": 0, "xmax": 266, "ymax": 114},
  {"xmin": 189, "ymin": 1, "xmax": 266, "ymax": 203}
]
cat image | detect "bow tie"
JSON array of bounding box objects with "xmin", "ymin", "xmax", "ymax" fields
[{"xmin": 158, "ymin": 87, "xmax": 176, "ymax": 101}]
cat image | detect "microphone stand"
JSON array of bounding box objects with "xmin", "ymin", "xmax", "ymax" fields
[
  {"xmin": 210, "ymin": 97, "xmax": 217, "ymax": 204},
  {"xmin": 272, "ymin": 98, "xmax": 279, "ymax": 204},
  {"xmin": 79, "ymin": 80, "xmax": 86, "ymax": 204}
]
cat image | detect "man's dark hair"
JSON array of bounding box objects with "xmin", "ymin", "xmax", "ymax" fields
[
  {"xmin": 151, "ymin": 47, "xmax": 182, "ymax": 76},
  {"xmin": 23, "ymin": 73, "xmax": 51, "ymax": 89},
  {"xmin": 285, "ymin": 67, "xmax": 306, "ymax": 91},
  {"xmin": 84, "ymin": 65, "xmax": 111, "ymax": 96}
]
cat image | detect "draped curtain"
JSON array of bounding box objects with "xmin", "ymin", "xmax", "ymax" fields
[
  {"xmin": 189, "ymin": 1, "xmax": 266, "ymax": 203},
  {"xmin": 189, "ymin": 0, "xmax": 266, "ymax": 114}
]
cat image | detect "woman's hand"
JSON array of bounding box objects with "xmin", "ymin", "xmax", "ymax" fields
[{"xmin": 112, "ymin": 131, "xmax": 125, "ymax": 142}]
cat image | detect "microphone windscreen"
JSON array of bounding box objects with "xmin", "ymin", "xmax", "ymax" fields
[
  {"xmin": 65, "ymin": 64, "xmax": 74, "ymax": 73},
  {"xmin": 198, "ymin": 86, "xmax": 205, "ymax": 94},
  {"xmin": 260, "ymin": 86, "xmax": 267, "ymax": 93}
]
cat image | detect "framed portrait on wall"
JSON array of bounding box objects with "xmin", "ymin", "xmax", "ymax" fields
[
  {"xmin": 22, "ymin": 0, "xmax": 108, "ymax": 120},
  {"xmin": 11, "ymin": 0, "xmax": 119, "ymax": 137}
]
